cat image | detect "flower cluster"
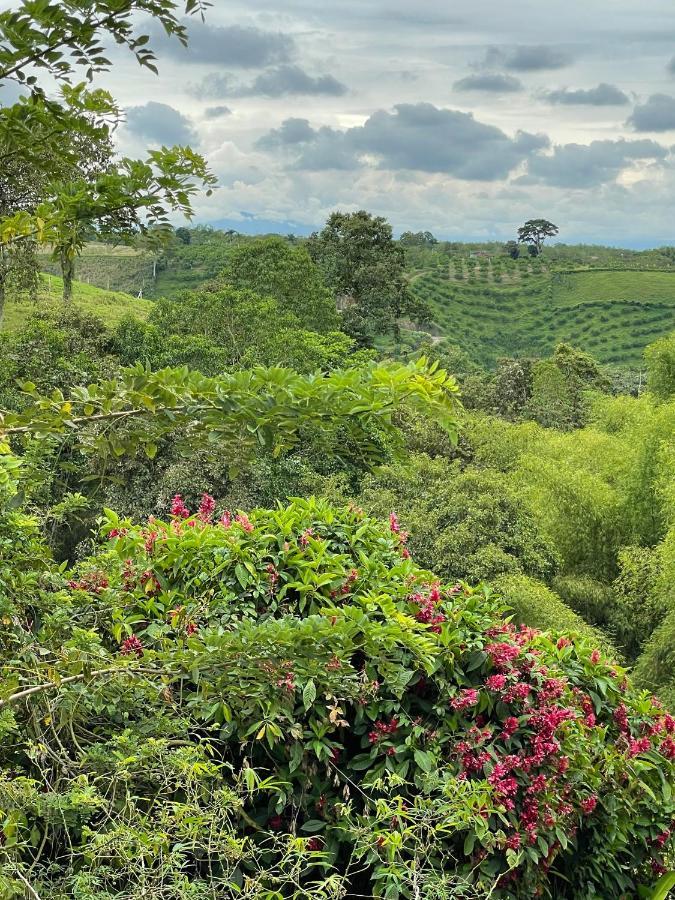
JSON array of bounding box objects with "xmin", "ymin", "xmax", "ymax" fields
[
  {"xmin": 409, "ymin": 585, "xmax": 446, "ymax": 632},
  {"xmin": 119, "ymin": 635, "xmax": 144, "ymax": 657},
  {"xmin": 67, "ymin": 571, "xmax": 109, "ymax": 594},
  {"xmin": 368, "ymin": 717, "xmax": 399, "ymax": 744}
]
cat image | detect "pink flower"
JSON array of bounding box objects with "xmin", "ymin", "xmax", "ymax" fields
[
  {"xmin": 198, "ymin": 493, "xmax": 216, "ymax": 523},
  {"xmin": 451, "ymin": 688, "xmax": 480, "ymax": 711},
  {"xmin": 120, "ymin": 635, "xmax": 144, "ymax": 657},
  {"xmin": 219, "ymin": 510, "xmax": 232, "ymax": 528},
  {"xmin": 389, "ymin": 512, "xmax": 401, "ymax": 533},
  {"xmin": 590, "ymin": 649, "xmax": 601, "ymax": 665},
  {"xmin": 486, "ymin": 642, "xmax": 521, "ymax": 669},
  {"xmin": 581, "ymin": 795, "xmax": 598, "ymax": 815},
  {"xmin": 170, "ymin": 494, "xmax": 190, "ymax": 518},
  {"xmin": 485, "ymin": 674, "xmax": 507, "ymax": 691},
  {"xmin": 506, "ymin": 832, "xmax": 521, "ymax": 850},
  {"xmin": 235, "ymin": 512, "xmax": 254, "ymax": 533},
  {"xmin": 627, "ymin": 737, "xmax": 651, "ymax": 758},
  {"xmin": 556, "ymin": 637, "xmax": 572, "ymax": 649}
]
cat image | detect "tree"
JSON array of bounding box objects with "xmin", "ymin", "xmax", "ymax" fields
[
  {"xmin": 399, "ymin": 230, "xmax": 438, "ymax": 247},
  {"xmin": 308, "ymin": 210, "xmax": 430, "ymax": 346},
  {"xmin": 174, "ymin": 225, "xmax": 192, "ymax": 245},
  {"xmin": 517, "ymin": 219, "xmax": 559, "ymax": 256},
  {"xmin": 645, "ymin": 331, "xmax": 675, "ymax": 400},
  {"xmin": 0, "ymin": 1, "xmax": 215, "ymax": 302},
  {"xmin": 504, "ymin": 239, "xmax": 520, "ymax": 259},
  {"xmin": 219, "ymin": 236, "xmax": 339, "ymax": 333}
]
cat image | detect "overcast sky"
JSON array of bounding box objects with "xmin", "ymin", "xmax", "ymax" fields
[{"xmin": 104, "ymin": 1, "xmax": 675, "ymax": 245}]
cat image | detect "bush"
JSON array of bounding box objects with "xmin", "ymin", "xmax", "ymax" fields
[
  {"xmin": 1, "ymin": 497, "xmax": 672, "ymax": 898},
  {"xmin": 493, "ymin": 574, "xmax": 616, "ymax": 655}
]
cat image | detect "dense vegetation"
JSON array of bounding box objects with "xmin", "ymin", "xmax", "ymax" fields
[{"xmin": 1, "ymin": 2, "xmax": 675, "ymax": 898}]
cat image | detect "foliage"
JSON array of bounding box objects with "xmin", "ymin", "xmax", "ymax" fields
[
  {"xmin": 492, "ymin": 575, "xmax": 616, "ymax": 654},
  {"xmin": 645, "ymin": 331, "xmax": 675, "ymax": 400},
  {"xmin": 218, "ymin": 236, "xmax": 339, "ymax": 333},
  {"xmin": 308, "ymin": 210, "xmax": 429, "ymax": 346},
  {"xmin": 1, "ymin": 358, "xmax": 459, "ymax": 479},
  {"xmin": 0, "ymin": 492, "xmax": 672, "ymax": 898},
  {"xmin": 516, "ymin": 220, "xmax": 559, "ymax": 256},
  {"xmin": 354, "ymin": 454, "xmax": 560, "ymax": 584},
  {"xmin": 146, "ymin": 285, "xmax": 362, "ymax": 373}
]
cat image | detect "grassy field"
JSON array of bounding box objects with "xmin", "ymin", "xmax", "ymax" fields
[
  {"xmin": 409, "ymin": 264, "xmax": 675, "ymax": 368},
  {"xmin": 2, "ymin": 275, "xmax": 153, "ymax": 332}
]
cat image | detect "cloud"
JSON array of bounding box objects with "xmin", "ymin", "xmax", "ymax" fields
[
  {"xmin": 256, "ymin": 117, "xmax": 317, "ymax": 149},
  {"xmin": 453, "ymin": 73, "xmax": 523, "ymax": 93},
  {"xmin": 240, "ymin": 65, "xmax": 347, "ymax": 97},
  {"xmin": 524, "ymin": 138, "xmax": 667, "ymax": 187},
  {"xmin": 203, "ymin": 105, "xmax": 232, "ymax": 119},
  {"xmin": 485, "ymin": 45, "xmax": 572, "ymax": 72},
  {"xmin": 259, "ymin": 102, "xmax": 549, "ymax": 179},
  {"xmin": 125, "ymin": 101, "xmax": 197, "ymax": 145},
  {"xmin": 147, "ymin": 19, "xmax": 294, "ymax": 67},
  {"xmin": 668, "ymin": 56, "xmax": 675, "ymax": 75},
  {"xmin": 191, "ymin": 65, "xmax": 347, "ymax": 99},
  {"xmin": 627, "ymin": 93, "xmax": 675, "ymax": 131},
  {"xmin": 543, "ymin": 83, "xmax": 629, "ymax": 106}
]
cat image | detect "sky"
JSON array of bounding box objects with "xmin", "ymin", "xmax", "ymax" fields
[{"xmin": 69, "ymin": 1, "xmax": 675, "ymax": 245}]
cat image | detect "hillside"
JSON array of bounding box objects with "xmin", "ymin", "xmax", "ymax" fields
[
  {"xmin": 2, "ymin": 275, "xmax": 153, "ymax": 332},
  {"xmin": 409, "ymin": 260, "xmax": 675, "ymax": 368}
]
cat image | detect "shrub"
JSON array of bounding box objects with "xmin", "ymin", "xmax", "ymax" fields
[
  {"xmin": 0, "ymin": 497, "xmax": 672, "ymax": 898},
  {"xmin": 492, "ymin": 574, "xmax": 617, "ymax": 655}
]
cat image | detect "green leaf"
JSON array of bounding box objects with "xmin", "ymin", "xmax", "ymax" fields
[
  {"xmin": 302, "ymin": 679, "xmax": 316, "ymax": 710},
  {"xmin": 646, "ymin": 873, "xmax": 675, "ymax": 900},
  {"xmin": 300, "ymin": 819, "xmax": 325, "ymax": 833},
  {"xmin": 413, "ymin": 749, "xmax": 433, "ymax": 773}
]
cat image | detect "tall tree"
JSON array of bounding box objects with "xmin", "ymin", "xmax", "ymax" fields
[
  {"xmin": 517, "ymin": 219, "xmax": 559, "ymax": 256},
  {"xmin": 219, "ymin": 236, "xmax": 339, "ymax": 333},
  {"xmin": 308, "ymin": 210, "xmax": 430, "ymax": 346},
  {"xmin": 0, "ymin": 1, "xmax": 215, "ymax": 309}
]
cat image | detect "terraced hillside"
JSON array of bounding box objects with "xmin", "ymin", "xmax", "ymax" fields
[
  {"xmin": 409, "ymin": 262, "xmax": 675, "ymax": 368},
  {"xmin": 38, "ymin": 244, "xmax": 156, "ymax": 296},
  {"xmin": 2, "ymin": 275, "xmax": 153, "ymax": 332}
]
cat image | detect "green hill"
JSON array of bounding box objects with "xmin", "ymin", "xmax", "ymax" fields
[
  {"xmin": 2, "ymin": 275, "xmax": 153, "ymax": 332},
  {"xmin": 409, "ymin": 262, "xmax": 675, "ymax": 368}
]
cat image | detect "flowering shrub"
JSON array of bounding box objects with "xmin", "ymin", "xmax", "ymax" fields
[{"xmin": 0, "ymin": 496, "xmax": 673, "ymax": 898}]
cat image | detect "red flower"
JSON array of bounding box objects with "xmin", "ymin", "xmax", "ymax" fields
[
  {"xmin": 120, "ymin": 635, "xmax": 143, "ymax": 657},
  {"xmin": 198, "ymin": 493, "xmax": 216, "ymax": 523},
  {"xmin": 506, "ymin": 832, "xmax": 521, "ymax": 850},
  {"xmin": 486, "ymin": 642, "xmax": 521, "ymax": 669},
  {"xmin": 590, "ymin": 649, "xmax": 601, "ymax": 665},
  {"xmin": 268, "ymin": 815, "xmax": 283, "ymax": 830},
  {"xmin": 389, "ymin": 512, "xmax": 401, "ymax": 533},
  {"xmin": 485, "ymin": 674, "xmax": 507, "ymax": 691},
  {"xmin": 307, "ymin": 837, "xmax": 322, "ymax": 851},
  {"xmin": 581, "ymin": 795, "xmax": 598, "ymax": 815},
  {"xmin": 451, "ymin": 688, "xmax": 480, "ymax": 711},
  {"xmin": 219, "ymin": 510, "xmax": 232, "ymax": 528},
  {"xmin": 556, "ymin": 637, "xmax": 572, "ymax": 649},
  {"xmin": 170, "ymin": 494, "xmax": 190, "ymax": 518}
]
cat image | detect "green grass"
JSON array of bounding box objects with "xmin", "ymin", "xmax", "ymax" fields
[
  {"xmin": 2, "ymin": 275, "xmax": 153, "ymax": 332},
  {"xmin": 410, "ymin": 267, "xmax": 675, "ymax": 368}
]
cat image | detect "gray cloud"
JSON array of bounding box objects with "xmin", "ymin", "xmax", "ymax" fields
[
  {"xmin": 524, "ymin": 138, "xmax": 667, "ymax": 187},
  {"xmin": 261, "ymin": 102, "xmax": 549, "ymax": 179},
  {"xmin": 627, "ymin": 93, "xmax": 675, "ymax": 131},
  {"xmin": 256, "ymin": 117, "xmax": 317, "ymax": 149},
  {"xmin": 240, "ymin": 65, "xmax": 347, "ymax": 97},
  {"xmin": 148, "ymin": 19, "xmax": 294, "ymax": 67},
  {"xmin": 668, "ymin": 56, "xmax": 675, "ymax": 75},
  {"xmin": 191, "ymin": 65, "xmax": 347, "ymax": 99},
  {"xmin": 125, "ymin": 101, "xmax": 197, "ymax": 145},
  {"xmin": 203, "ymin": 105, "xmax": 232, "ymax": 119},
  {"xmin": 453, "ymin": 72, "xmax": 523, "ymax": 93},
  {"xmin": 543, "ymin": 83, "xmax": 629, "ymax": 105},
  {"xmin": 485, "ymin": 44, "xmax": 572, "ymax": 72}
]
